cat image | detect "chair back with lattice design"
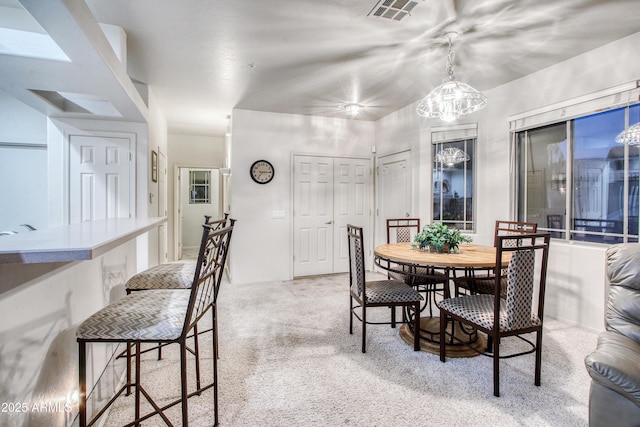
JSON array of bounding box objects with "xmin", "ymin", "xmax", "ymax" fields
[
  {"xmin": 347, "ymin": 224, "xmax": 366, "ymax": 300},
  {"xmin": 184, "ymin": 219, "xmax": 235, "ymax": 335},
  {"xmin": 494, "ymin": 233, "xmax": 550, "ymax": 331},
  {"xmin": 386, "ymin": 218, "xmax": 420, "ymax": 244},
  {"xmin": 205, "ymin": 213, "xmax": 230, "ymax": 228},
  {"xmin": 494, "ymin": 220, "xmax": 537, "ymax": 247}
]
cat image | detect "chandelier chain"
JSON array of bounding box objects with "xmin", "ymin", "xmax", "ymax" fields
[{"xmin": 445, "ymin": 36, "xmax": 455, "ymax": 80}]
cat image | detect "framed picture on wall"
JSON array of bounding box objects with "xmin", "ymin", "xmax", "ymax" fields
[{"xmin": 151, "ymin": 150, "xmax": 158, "ymax": 182}]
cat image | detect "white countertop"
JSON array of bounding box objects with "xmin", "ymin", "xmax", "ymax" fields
[{"xmin": 0, "ymin": 217, "xmax": 167, "ymax": 264}]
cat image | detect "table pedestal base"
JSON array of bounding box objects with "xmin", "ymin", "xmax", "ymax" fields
[{"xmin": 399, "ymin": 317, "xmax": 487, "ymax": 358}]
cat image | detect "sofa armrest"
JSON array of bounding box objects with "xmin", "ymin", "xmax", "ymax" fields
[{"xmin": 585, "ymin": 331, "xmax": 640, "ymax": 407}]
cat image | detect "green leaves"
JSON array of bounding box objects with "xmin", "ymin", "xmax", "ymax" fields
[{"xmin": 412, "ymin": 222, "xmax": 472, "ymax": 253}]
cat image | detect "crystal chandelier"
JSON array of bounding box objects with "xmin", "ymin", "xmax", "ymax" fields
[
  {"xmin": 416, "ymin": 33, "xmax": 487, "ymax": 122},
  {"xmin": 435, "ymin": 147, "xmax": 469, "ymax": 166},
  {"xmin": 615, "ymin": 122, "xmax": 640, "ymax": 145}
]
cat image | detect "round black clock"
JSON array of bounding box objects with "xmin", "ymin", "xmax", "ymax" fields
[{"xmin": 250, "ymin": 160, "xmax": 275, "ymax": 184}]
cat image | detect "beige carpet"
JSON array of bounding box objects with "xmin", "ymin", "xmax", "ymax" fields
[{"xmin": 97, "ymin": 272, "xmax": 597, "ymax": 426}]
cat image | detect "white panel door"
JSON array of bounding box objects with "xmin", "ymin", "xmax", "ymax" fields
[
  {"xmin": 376, "ymin": 150, "xmax": 412, "ymax": 247},
  {"xmin": 69, "ymin": 135, "xmax": 131, "ymax": 224},
  {"xmin": 294, "ymin": 155, "xmax": 371, "ymax": 277},
  {"xmin": 333, "ymin": 158, "xmax": 370, "ymax": 273},
  {"xmin": 294, "ymin": 155, "xmax": 334, "ymax": 277}
]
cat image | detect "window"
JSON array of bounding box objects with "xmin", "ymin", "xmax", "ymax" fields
[
  {"xmin": 516, "ymin": 103, "xmax": 640, "ymax": 243},
  {"xmin": 432, "ymin": 137, "xmax": 475, "ymax": 231},
  {"xmin": 189, "ymin": 170, "xmax": 210, "ymax": 204}
]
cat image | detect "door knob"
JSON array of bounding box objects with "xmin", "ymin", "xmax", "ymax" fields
[
  {"xmin": 406, "ymin": 212, "xmax": 410, "ymax": 217},
  {"xmin": 325, "ymin": 220, "xmax": 333, "ymax": 224}
]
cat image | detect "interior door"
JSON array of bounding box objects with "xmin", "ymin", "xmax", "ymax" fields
[
  {"xmin": 69, "ymin": 135, "xmax": 132, "ymax": 223},
  {"xmin": 293, "ymin": 155, "xmax": 334, "ymax": 277},
  {"xmin": 293, "ymin": 155, "xmax": 371, "ymax": 277},
  {"xmin": 333, "ymin": 158, "xmax": 370, "ymax": 273},
  {"xmin": 376, "ymin": 150, "xmax": 412, "ymax": 247}
]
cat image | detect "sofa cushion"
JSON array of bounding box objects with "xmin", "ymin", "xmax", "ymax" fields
[
  {"xmin": 606, "ymin": 244, "xmax": 640, "ymax": 344},
  {"xmin": 585, "ymin": 330, "xmax": 640, "ymax": 407}
]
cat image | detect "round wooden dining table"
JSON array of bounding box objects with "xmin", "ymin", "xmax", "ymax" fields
[{"xmin": 373, "ymin": 242, "xmax": 510, "ymax": 357}]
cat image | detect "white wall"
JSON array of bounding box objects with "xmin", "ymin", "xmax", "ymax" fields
[
  {"xmin": 0, "ymin": 91, "xmax": 48, "ymax": 232},
  {"xmin": 373, "ymin": 31, "xmax": 640, "ymax": 332},
  {"xmin": 229, "ymin": 109, "xmax": 375, "ymax": 283},
  {"xmin": 0, "ymin": 240, "xmax": 137, "ymax": 427},
  {"xmin": 167, "ymin": 134, "xmax": 225, "ymax": 260}
]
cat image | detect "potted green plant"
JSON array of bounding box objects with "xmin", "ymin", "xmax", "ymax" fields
[{"xmin": 412, "ymin": 222, "xmax": 472, "ymax": 253}]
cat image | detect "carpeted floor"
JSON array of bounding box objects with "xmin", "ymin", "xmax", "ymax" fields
[{"xmin": 99, "ymin": 272, "xmax": 597, "ymax": 426}]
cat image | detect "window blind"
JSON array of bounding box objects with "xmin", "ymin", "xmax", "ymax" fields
[
  {"xmin": 431, "ymin": 123, "xmax": 478, "ymax": 144},
  {"xmin": 508, "ymin": 80, "xmax": 640, "ymax": 132}
]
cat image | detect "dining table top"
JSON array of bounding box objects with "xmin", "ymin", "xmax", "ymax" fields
[{"xmin": 374, "ymin": 242, "xmax": 510, "ymax": 269}]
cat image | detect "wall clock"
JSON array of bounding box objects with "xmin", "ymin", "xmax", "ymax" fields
[{"xmin": 250, "ymin": 160, "xmax": 275, "ymax": 184}]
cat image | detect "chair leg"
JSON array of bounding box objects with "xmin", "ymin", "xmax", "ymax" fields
[
  {"xmin": 413, "ymin": 302, "xmax": 420, "ymax": 351},
  {"xmin": 126, "ymin": 343, "xmax": 132, "ymax": 396},
  {"xmin": 535, "ymin": 329, "xmax": 543, "ymax": 386},
  {"xmin": 212, "ymin": 307, "xmax": 219, "ymax": 426},
  {"xmin": 193, "ymin": 322, "xmax": 201, "ymax": 392},
  {"xmin": 390, "ymin": 306, "xmax": 396, "ymax": 328},
  {"xmin": 349, "ymin": 296, "xmax": 353, "ymax": 335},
  {"xmin": 180, "ymin": 338, "xmax": 189, "ymax": 426},
  {"xmin": 361, "ymin": 304, "xmax": 366, "ymax": 353},
  {"xmin": 493, "ymin": 335, "xmax": 500, "ymax": 397},
  {"xmin": 135, "ymin": 342, "xmax": 141, "ymax": 422},
  {"xmin": 78, "ymin": 341, "xmax": 87, "ymax": 427},
  {"xmin": 214, "ymin": 304, "xmax": 219, "ymax": 360},
  {"xmin": 439, "ymin": 312, "xmax": 446, "ymax": 362}
]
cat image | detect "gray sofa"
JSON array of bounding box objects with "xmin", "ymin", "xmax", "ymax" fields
[{"xmin": 585, "ymin": 244, "xmax": 640, "ymax": 427}]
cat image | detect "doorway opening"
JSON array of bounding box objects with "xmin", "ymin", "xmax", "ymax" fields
[{"xmin": 174, "ymin": 166, "xmax": 221, "ymax": 260}]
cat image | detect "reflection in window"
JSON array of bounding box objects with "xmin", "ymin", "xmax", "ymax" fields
[
  {"xmin": 516, "ymin": 103, "xmax": 640, "ymax": 243},
  {"xmin": 433, "ymin": 139, "xmax": 474, "ymax": 231},
  {"xmin": 189, "ymin": 170, "xmax": 210, "ymax": 204},
  {"xmin": 517, "ymin": 123, "xmax": 567, "ymax": 239}
]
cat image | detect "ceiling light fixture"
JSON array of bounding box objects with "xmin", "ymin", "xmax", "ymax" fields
[
  {"xmin": 615, "ymin": 122, "xmax": 640, "ymax": 145},
  {"xmin": 416, "ymin": 32, "xmax": 487, "ymax": 122},
  {"xmin": 435, "ymin": 147, "xmax": 470, "ymax": 166},
  {"xmin": 343, "ymin": 103, "xmax": 363, "ymax": 117}
]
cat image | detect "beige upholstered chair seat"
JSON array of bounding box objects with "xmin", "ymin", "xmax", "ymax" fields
[
  {"xmin": 364, "ymin": 280, "xmax": 423, "ymax": 304},
  {"xmin": 77, "ymin": 289, "xmax": 190, "ymax": 341},
  {"xmin": 438, "ymin": 294, "xmax": 541, "ymax": 332},
  {"xmin": 126, "ymin": 262, "xmax": 196, "ymax": 291}
]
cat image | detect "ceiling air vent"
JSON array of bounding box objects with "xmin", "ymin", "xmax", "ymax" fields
[{"xmin": 368, "ymin": 0, "xmax": 419, "ymax": 21}]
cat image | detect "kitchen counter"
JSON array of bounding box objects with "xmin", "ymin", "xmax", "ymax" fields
[{"xmin": 0, "ymin": 217, "xmax": 166, "ymax": 264}]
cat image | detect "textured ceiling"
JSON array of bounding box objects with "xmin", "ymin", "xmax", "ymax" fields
[{"xmin": 3, "ymin": 0, "xmax": 640, "ymax": 135}]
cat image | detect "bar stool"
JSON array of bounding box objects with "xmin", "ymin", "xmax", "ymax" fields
[
  {"xmin": 77, "ymin": 221, "xmax": 234, "ymax": 426},
  {"xmin": 122, "ymin": 215, "xmax": 229, "ymax": 389}
]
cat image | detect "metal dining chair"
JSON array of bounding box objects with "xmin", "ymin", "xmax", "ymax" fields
[
  {"xmin": 454, "ymin": 220, "xmax": 537, "ymax": 298},
  {"xmin": 348, "ymin": 224, "xmax": 422, "ymax": 353},
  {"xmin": 386, "ymin": 218, "xmax": 449, "ymax": 322},
  {"xmin": 438, "ymin": 232, "xmax": 551, "ymax": 397}
]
